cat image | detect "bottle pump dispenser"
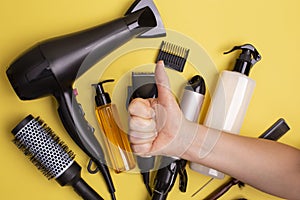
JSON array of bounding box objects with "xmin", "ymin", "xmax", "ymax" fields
[{"xmin": 190, "ymin": 44, "xmax": 262, "ymax": 179}]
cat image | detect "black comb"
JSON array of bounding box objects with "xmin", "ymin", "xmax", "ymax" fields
[
  {"xmin": 156, "ymin": 41, "xmax": 190, "ymax": 72},
  {"xmin": 11, "ymin": 114, "xmax": 103, "ymax": 200}
]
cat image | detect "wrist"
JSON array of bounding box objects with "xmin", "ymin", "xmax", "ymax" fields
[
  {"xmin": 171, "ymin": 119, "xmax": 200, "ymax": 158},
  {"xmin": 181, "ymin": 125, "xmax": 222, "ymax": 162},
  {"xmin": 181, "ymin": 123, "xmax": 205, "ymax": 160}
]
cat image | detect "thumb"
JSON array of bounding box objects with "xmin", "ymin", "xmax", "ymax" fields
[{"xmin": 155, "ymin": 61, "xmax": 173, "ymax": 105}]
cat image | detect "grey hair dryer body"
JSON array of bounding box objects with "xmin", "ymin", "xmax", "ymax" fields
[{"xmin": 6, "ymin": 0, "xmax": 166, "ymax": 199}]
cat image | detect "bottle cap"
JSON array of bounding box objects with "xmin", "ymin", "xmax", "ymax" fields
[
  {"xmin": 93, "ymin": 79, "xmax": 114, "ymax": 106},
  {"xmin": 187, "ymin": 75, "xmax": 206, "ymax": 95},
  {"xmin": 224, "ymin": 44, "xmax": 262, "ymax": 76}
]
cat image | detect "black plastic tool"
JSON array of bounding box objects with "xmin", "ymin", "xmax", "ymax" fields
[{"xmin": 156, "ymin": 41, "xmax": 190, "ymax": 72}]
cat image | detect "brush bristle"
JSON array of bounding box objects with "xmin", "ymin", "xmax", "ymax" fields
[{"xmin": 13, "ymin": 116, "xmax": 75, "ymax": 180}]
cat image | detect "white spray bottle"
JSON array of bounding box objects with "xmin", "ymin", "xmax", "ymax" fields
[{"xmin": 190, "ymin": 44, "xmax": 262, "ymax": 179}]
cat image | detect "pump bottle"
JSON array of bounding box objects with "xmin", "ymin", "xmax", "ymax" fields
[
  {"xmin": 190, "ymin": 44, "xmax": 262, "ymax": 179},
  {"xmin": 94, "ymin": 79, "xmax": 136, "ymax": 173}
]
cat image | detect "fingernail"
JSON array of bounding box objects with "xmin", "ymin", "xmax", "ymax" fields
[{"xmin": 157, "ymin": 60, "xmax": 164, "ymax": 66}]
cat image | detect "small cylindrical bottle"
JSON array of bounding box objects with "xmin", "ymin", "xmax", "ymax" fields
[
  {"xmin": 94, "ymin": 79, "xmax": 136, "ymax": 173},
  {"xmin": 190, "ymin": 44, "xmax": 262, "ymax": 179}
]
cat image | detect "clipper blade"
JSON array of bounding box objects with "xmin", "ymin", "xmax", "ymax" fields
[{"xmin": 156, "ymin": 41, "xmax": 190, "ymax": 72}]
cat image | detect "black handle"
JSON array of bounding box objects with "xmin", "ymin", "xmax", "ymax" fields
[
  {"xmin": 151, "ymin": 157, "xmax": 180, "ymax": 200},
  {"xmin": 178, "ymin": 159, "xmax": 188, "ymax": 192},
  {"xmin": 137, "ymin": 156, "xmax": 155, "ymax": 195},
  {"xmin": 203, "ymin": 178, "xmax": 238, "ymax": 200},
  {"xmin": 152, "ymin": 192, "xmax": 167, "ymax": 200},
  {"xmin": 55, "ymin": 88, "xmax": 115, "ymax": 196},
  {"xmin": 56, "ymin": 162, "xmax": 104, "ymax": 200},
  {"xmin": 73, "ymin": 178, "xmax": 104, "ymax": 200},
  {"xmin": 258, "ymin": 118, "xmax": 290, "ymax": 140},
  {"xmin": 56, "ymin": 88, "xmax": 105, "ymax": 163}
]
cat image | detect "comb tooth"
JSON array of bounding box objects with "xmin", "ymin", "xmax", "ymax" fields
[
  {"xmin": 162, "ymin": 41, "xmax": 167, "ymax": 52},
  {"xmin": 166, "ymin": 42, "xmax": 171, "ymax": 64},
  {"xmin": 177, "ymin": 45, "xmax": 182, "ymax": 66},
  {"xmin": 179, "ymin": 47, "xmax": 185, "ymax": 67},
  {"xmin": 179, "ymin": 45, "xmax": 183, "ymax": 56},
  {"xmin": 173, "ymin": 46, "xmax": 177, "ymax": 66},
  {"xmin": 161, "ymin": 42, "xmax": 168, "ymax": 61},
  {"xmin": 180, "ymin": 46, "xmax": 184, "ymax": 57},
  {"xmin": 178, "ymin": 46, "xmax": 183, "ymax": 65},
  {"xmin": 156, "ymin": 47, "xmax": 163, "ymax": 62},
  {"xmin": 175, "ymin": 46, "xmax": 180, "ymax": 65},
  {"xmin": 157, "ymin": 41, "xmax": 165, "ymax": 62},
  {"xmin": 184, "ymin": 48, "xmax": 190, "ymax": 59},
  {"xmin": 181, "ymin": 47, "xmax": 186, "ymax": 57}
]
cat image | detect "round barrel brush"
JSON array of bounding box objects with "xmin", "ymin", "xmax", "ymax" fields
[{"xmin": 11, "ymin": 114, "xmax": 103, "ymax": 200}]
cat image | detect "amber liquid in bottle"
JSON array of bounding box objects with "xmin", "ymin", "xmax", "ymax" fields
[{"xmin": 96, "ymin": 103, "xmax": 136, "ymax": 173}]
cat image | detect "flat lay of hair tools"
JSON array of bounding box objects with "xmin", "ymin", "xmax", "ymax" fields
[{"xmin": 2, "ymin": 0, "xmax": 300, "ymax": 200}]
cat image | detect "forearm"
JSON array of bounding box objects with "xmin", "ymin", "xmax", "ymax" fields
[{"xmin": 182, "ymin": 125, "xmax": 300, "ymax": 199}]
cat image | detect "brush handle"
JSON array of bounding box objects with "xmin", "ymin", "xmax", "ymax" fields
[
  {"xmin": 73, "ymin": 178, "xmax": 104, "ymax": 200},
  {"xmin": 56, "ymin": 162, "xmax": 104, "ymax": 200}
]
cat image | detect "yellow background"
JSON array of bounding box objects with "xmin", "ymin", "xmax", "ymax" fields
[{"xmin": 1, "ymin": 0, "xmax": 299, "ymax": 200}]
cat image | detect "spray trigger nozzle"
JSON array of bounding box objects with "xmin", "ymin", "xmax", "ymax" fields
[
  {"xmin": 223, "ymin": 44, "xmax": 261, "ymax": 76},
  {"xmin": 224, "ymin": 44, "xmax": 261, "ymax": 65}
]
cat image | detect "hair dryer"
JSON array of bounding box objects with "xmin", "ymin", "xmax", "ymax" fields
[{"xmin": 6, "ymin": 0, "xmax": 166, "ymax": 199}]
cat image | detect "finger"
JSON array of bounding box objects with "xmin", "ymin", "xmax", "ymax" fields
[
  {"xmin": 128, "ymin": 98, "xmax": 155, "ymax": 119},
  {"xmin": 129, "ymin": 116, "xmax": 156, "ymax": 132},
  {"xmin": 155, "ymin": 61, "xmax": 173, "ymax": 105},
  {"xmin": 155, "ymin": 60, "xmax": 170, "ymax": 90},
  {"xmin": 129, "ymin": 132, "xmax": 157, "ymax": 144},
  {"xmin": 131, "ymin": 143, "xmax": 152, "ymax": 154}
]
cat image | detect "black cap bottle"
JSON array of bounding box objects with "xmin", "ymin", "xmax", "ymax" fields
[{"xmin": 93, "ymin": 79, "xmax": 136, "ymax": 173}]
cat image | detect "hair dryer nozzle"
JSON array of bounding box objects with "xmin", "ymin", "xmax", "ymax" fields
[{"xmin": 126, "ymin": 0, "xmax": 166, "ymax": 38}]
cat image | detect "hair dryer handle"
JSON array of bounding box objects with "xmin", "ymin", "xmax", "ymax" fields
[
  {"xmin": 56, "ymin": 88, "xmax": 116, "ymax": 199},
  {"xmin": 56, "ymin": 88, "xmax": 105, "ymax": 163}
]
